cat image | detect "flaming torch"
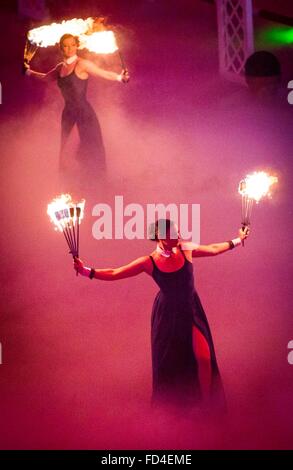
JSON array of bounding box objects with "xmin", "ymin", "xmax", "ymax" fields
[
  {"xmin": 24, "ymin": 39, "xmax": 39, "ymax": 67},
  {"xmin": 25, "ymin": 16, "xmax": 126, "ymax": 69},
  {"xmin": 47, "ymin": 194, "xmax": 85, "ymax": 275},
  {"xmin": 238, "ymin": 171, "xmax": 278, "ymax": 245}
]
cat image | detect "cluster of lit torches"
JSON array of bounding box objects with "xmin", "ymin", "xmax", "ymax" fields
[
  {"xmin": 239, "ymin": 170, "xmax": 278, "ymax": 224},
  {"xmin": 24, "ymin": 16, "xmax": 126, "ymax": 68},
  {"xmin": 47, "ymin": 194, "xmax": 85, "ymax": 275}
]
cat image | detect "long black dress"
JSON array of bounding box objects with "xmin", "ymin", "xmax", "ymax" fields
[
  {"xmin": 57, "ymin": 65, "xmax": 106, "ymax": 171},
  {"xmin": 149, "ymin": 246, "xmax": 227, "ymax": 413}
]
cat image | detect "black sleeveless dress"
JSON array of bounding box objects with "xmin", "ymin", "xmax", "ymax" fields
[
  {"xmin": 57, "ymin": 65, "xmax": 106, "ymax": 170},
  {"xmin": 149, "ymin": 246, "xmax": 227, "ymax": 412}
]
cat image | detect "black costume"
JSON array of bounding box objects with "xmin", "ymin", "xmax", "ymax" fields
[
  {"xmin": 149, "ymin": 246, "xmax": 227, "ymax": 412},
  {"xmin": 57, "ymin": 65, "xmax": 106, "ymax": 171}
]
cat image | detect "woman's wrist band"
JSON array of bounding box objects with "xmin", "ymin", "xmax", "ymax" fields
[
  {"xmin": 80, "ymin": 267, "xmax": 95, "ymax": 278},
  {"xmin": 89, "ymin": 268, "xmax": 96, "ymax": 279},
  {"xmin": 228, "ymin": 237, "xmax": 242, "ymax": 249},
  {"xmin": 232, "ymin": 237, "xmax": 242, "ymax": 247}
]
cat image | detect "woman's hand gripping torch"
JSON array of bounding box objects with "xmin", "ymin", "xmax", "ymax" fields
[{"xmin": 239, "ymin": 226, "xmax": 250, "ymax": 247}]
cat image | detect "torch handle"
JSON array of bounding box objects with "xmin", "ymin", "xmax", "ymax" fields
[
  {"xmin": 73, "ymin": 255, "xmax": 79, "ymax": 276},
  {"xmin": 241, "ymin": 225, "xmax": 246, "ymax": 247},
  {"xmin": 118, "ymin": 50, "xmax": 126, "ymax": 71},
  {"xmin": 24, "ymin": 39, "xmax": 30, "ymax": 62}
]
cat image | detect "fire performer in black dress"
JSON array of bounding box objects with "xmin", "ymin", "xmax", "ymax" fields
[
  {"xmin": 25, "ymin": 34, "xmax": 129, "ymax": 172},
  {"xmin": 73, "ymin": 219, "xmax": 249, "ymax": 414}
]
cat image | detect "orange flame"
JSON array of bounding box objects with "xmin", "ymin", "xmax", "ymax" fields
[
  {"xmin": 80, "ymin": 31, "xmax": 118, "ymax": 54},
  {"xmin": 28, "ymin": 17, "xmax": 118, "ymax": 54}
]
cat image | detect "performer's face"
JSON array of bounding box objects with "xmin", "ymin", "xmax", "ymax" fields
[
  {"xmin": 61, "ymin": 38, "xmax": 78, "ymax": 58},
  {"xmin": 158, "ymin": 224, "xmax": 179, "ymax": 250}
]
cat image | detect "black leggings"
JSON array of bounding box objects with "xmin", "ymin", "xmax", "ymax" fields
[{"xmin": 60, "ymin": 101, "xmax": 106, "ymax": 170}]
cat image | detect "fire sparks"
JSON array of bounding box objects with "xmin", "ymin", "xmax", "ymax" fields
[
  {"xmin": 238, "ymin": 171, "xmax": 278, "ymax": 203},
  {"xmin": 238, "ymin": 171, "xmax": 278, "ymax": 227}
]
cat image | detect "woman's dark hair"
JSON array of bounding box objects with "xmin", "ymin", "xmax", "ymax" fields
[
  {"xmin": 148, "ymin": 219, "xmax": 177, "ymax": 241},
  {"xmin": 59, "ymin": 34, "xmax": 80, "ymax": 49},
  {"xmin": 244, "ymin": 51, "xmax": 281, "ymax": 77}
]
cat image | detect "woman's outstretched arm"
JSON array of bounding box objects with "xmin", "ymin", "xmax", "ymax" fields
[
  {"xmin": 80, "ymin": 59, "xmax": 129, "ymax": 82},
  {"xmin": 24, "ymin": 63, "xmax": 62, "ymax": 81},
  {"xmin": 74, "ymin": 256, "xmax": 150, "ymax": 280},
  {"xmin": 192, "ymin": 227, "xmax": 250, "ymax": 258}
]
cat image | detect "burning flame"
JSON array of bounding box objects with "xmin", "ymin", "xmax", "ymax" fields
[
  {"xmin": 27, "ymin": 17, "xmax": 118, "ymax": 54},
  {"xmin": 80, "ymin": 31, "xmax": 118, "ymax": 54},
  {"xmin": 238, "ymin": 171, "xmax": 278, "ymax": 227},
  {"xmin": 76, "ymin": 199, "xmax": 85, "ymax": 222},
  {"xmin": 238, "ymin": 172, "xmax": 278, "ymax": 203},
  {"xmin": 28, "ymin": 18, "xmax": 94, "ymax": 47},
  {"xmin": 47, "ymin": 194, "xmax": 85, "ymax": 232},
  {"xmin": 47, "ymin": 194, "xmax": 72, "ymax": 232}
]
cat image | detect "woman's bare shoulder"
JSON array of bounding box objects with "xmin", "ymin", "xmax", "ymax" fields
[
  {"xmin": 180, "ymin": 241, "xmax": 199, "ymax": 251},
  {"xmin": 179, "ymin": 242, "xmax": 196, "ymax": 262},
  {"xmin": 76, "ymin": 58, "xmax": 94, "ymax": 69},
  {"xmin": 141, "ymin": 254, "xmax": 155, "ymax": 275}
]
